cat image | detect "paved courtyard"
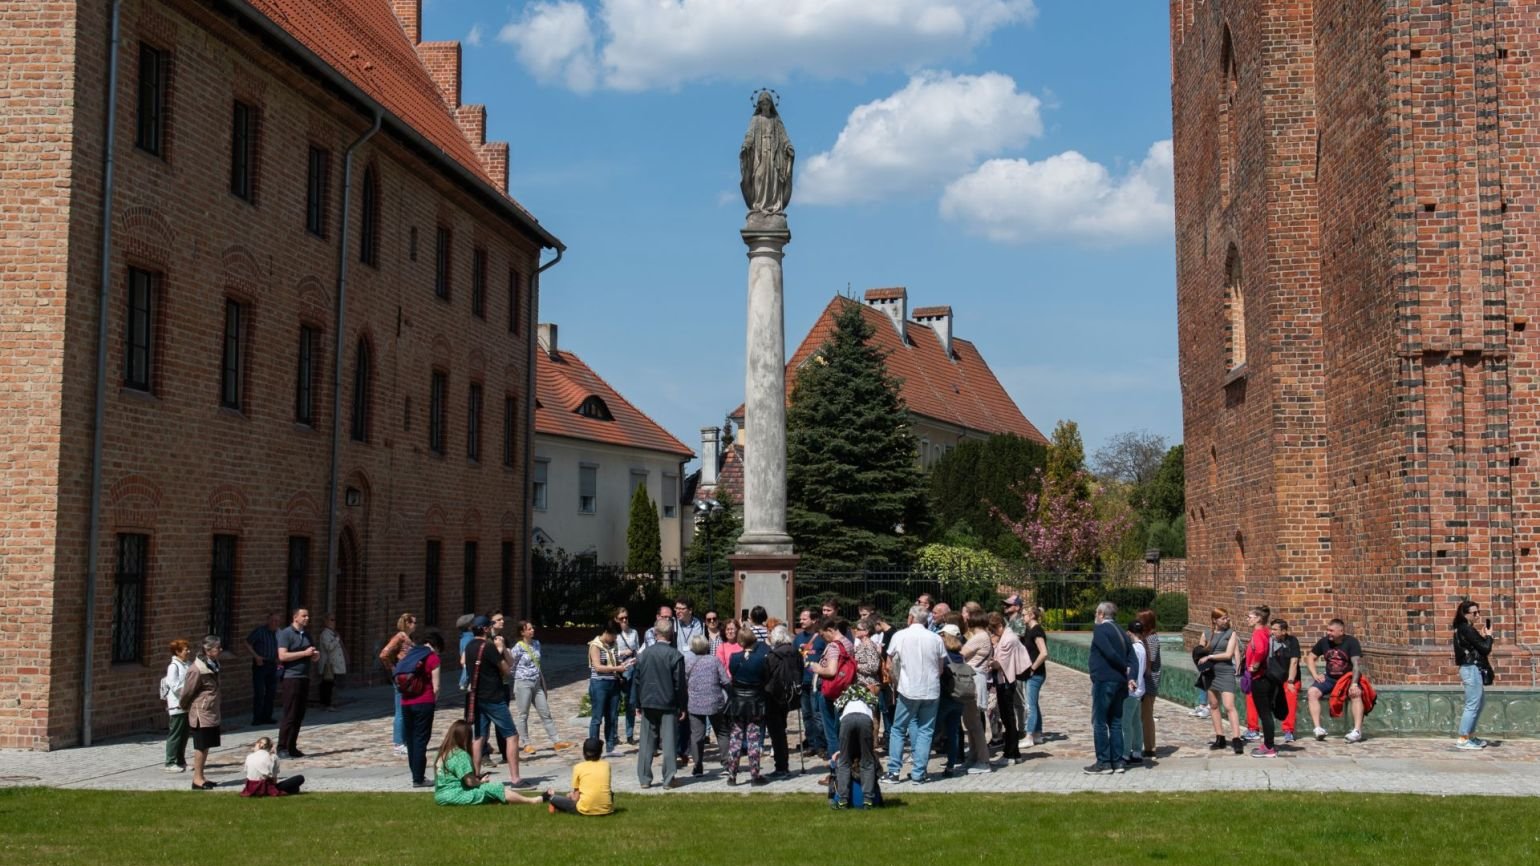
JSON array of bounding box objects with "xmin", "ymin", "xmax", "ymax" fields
[{"xmin": 3, "ymin": 645, "xmax": 1537, "ymax": 797}]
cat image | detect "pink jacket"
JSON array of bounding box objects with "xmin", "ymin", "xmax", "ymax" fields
[{"xmin": 992, "ymin": 629, "xmax": 1033, "ymax": 684}]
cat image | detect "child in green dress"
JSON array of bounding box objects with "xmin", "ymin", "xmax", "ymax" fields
[{"xmin": 433, "ymin": 719, "xmax": 542, "ymax": 806}]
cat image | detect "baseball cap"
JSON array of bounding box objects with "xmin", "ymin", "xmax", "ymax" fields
[
  {"xmin": 939, "ymin": 623, "xmax": 962, "ymax": 638},
  {"xmin": 1004, "ymin": 594, "xmax": 1023, "ymax": 608},
  {"xmin": 455, "ymin": 613, "xmax": 476, "ymax": 630},
  {"xmin": 471, "ymin": 615, "xmax": 491, "ymax": 629}
]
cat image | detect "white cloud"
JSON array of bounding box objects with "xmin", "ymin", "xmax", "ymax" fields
[
  {"xmin": 500, "ymin": 1, "xmax": 1035, "ymax": 91},
  {"xmin": 940, "ymin": 139, "xmax": 1174, "ymax": 245},
  {"xmin": 498, "ymin": 2, "xmax": 599, "ymax": 92},
  {"xmin": 799, "ymin": 71, "xmax": 1042, "ymax": 205},
  {"xmin": 465, "ymin": 23, "xmax": 484, "ymax": 47}
]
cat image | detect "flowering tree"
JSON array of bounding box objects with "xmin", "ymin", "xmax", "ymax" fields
[{"xmin": 990, "ymin": 468, "xmax": 1130, "ymax": 573}]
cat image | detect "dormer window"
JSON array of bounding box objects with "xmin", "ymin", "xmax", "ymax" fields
[{"xmin": 576, "ymin": 396, "xmax": 613, "ymax": 421}]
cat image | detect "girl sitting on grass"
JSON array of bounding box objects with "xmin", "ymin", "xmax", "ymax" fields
[
  {"xmin": 542, "ymin": 737, "xmax": 613, "ymax": 816},
  {"xmin": 433, "ymin": 719, "xmax": 542, "ymax": 806},
  {"xmin": 240, "ymin": 737, "xmax": 304, "ymax": 797}
]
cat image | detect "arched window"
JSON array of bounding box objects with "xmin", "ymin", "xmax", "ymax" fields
[
  {"xmin": 1225, "ymin": 244, "xmax": 1245, "ymax": 370},
  {"xmin": 350, "ymin": 338, "xmax": 372, "ymax": 442},
  {"xmin": 576, "ymin": 395, "xmax": 613, "ymax": 421},
  {"xmin": 359, "ymin": 166, "xmax": 380, "ymax": 267},
  {"xmin": 1220, "ymin": 26, "xmax": 1238, "ymax": 207}
]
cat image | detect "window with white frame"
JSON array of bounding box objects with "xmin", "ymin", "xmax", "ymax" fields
[
  {"xmin": 662, "ymin": 474, "xmax": 678, "ymax": 518},
  {"xmin": 578, "ymin": 464, "xmax": 597, "ymax": 514},
  {"xmin": 532, "ymin": 459, "xmax": 548, "ymax": 510}
]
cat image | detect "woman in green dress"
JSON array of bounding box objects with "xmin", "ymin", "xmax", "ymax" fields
[{"xmin": 433, "ymin": 719, "xmax": 542, "ymax": 806}]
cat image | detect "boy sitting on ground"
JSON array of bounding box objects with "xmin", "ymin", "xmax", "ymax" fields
[{"xmin": 544, "ymin": 738, "xmax": 613, "ymax": 816}]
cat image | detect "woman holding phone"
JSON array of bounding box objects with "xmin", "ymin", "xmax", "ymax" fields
[{"xmin": 1452, "ymin": 600, "xmax": 1495, "ymax": 750}]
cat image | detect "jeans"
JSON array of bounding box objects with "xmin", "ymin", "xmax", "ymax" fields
[
  {"xmin": 937, "ymin": 698, "xmax": 962, "ymax": 769},
  {"xmin": 1121, "ymin": 693, "xmax": 1144, "ymax": 757},
  {"xmin": 821, "ymin": 694, "xmax": 840, "ymax": 761},
  {"xmin": 887, "ymin": 695, "xmax": 938, "ymax": 780},
  {"xmin": 588, "ymin": 678, "xmax": 620, "ymax": 751},
  {"xmin": 637, "ymin": 707, "xmax": 678, "ymax": 786},
  {"xmin": 1090, "ymin": 680, "xmax": 1127, "ymax": 766},
  {"xmin": 1025, "ymin": 672, "xmax": 1045, "ymax": 737},
  {"xmin": 1459, "ymin": 664, "xmax": 1485, "ymax": 737},
  {"xmin": 800, "ymin": 687, "xmax": 826, "ymax": 753},
  {"xmin": 251, "ymin": 663, "xmax": 277, "ymax": 722},
  {"xmin": 402, "ymin": 701, "xmax": 435, "ymax": 783},
  {"xmin": 514, "ymin": 679, "xmax": 561, "ymax": 744},
  {"xmin": 393, "ymin": 690, "xmax": 404, "ymax": 746}
]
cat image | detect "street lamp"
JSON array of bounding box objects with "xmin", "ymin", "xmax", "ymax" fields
[{"xmin": 695, "ymin": 498, "xmax": 724, "ymax": 611}]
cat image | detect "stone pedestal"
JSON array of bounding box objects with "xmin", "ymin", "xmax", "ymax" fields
[
  {"xmin": 729, "ymin": 552, "xmax": 798, "ymax": 625},
  {"xmin": 736, "ymin": 224, "xmax": 794, "ymax": 556}
]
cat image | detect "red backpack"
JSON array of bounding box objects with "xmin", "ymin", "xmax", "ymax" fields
[{"xmin": 820, "ymin": 640, "xmax": 858, "ymax": 699}]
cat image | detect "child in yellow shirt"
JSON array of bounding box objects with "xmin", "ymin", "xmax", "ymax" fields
[{"xmin": 544, "ymin": 738, "xmax": 613, "ymax": 816}]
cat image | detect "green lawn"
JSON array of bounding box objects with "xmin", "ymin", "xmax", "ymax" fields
[{"xmin": 0, "ymin": 787, "xmax": 1534, "ymax": 865}]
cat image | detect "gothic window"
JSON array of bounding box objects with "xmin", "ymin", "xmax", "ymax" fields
[{"xmin": 1225, "ymin": 245, "xmax": 1245, "ymax": 370}]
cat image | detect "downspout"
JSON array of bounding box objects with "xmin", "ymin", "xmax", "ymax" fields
[
  {"xmin": 82, "ymin": 0, "xmax": 126, "ymax": 748},
  {"xmin": 523, "ymin": 247, "xmax": 564, "ymax": 616},
  {"xmin": 324, "ymin": 112, "xmax": 383, "ymax": 621}
]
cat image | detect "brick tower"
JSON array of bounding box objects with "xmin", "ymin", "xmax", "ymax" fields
[{"xmin": 1172, "ymin": 0, "xmax": 1540, "ymax": 684}]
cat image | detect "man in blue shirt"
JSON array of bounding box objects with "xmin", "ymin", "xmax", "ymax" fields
[
  {"xmin": 275, "ymin": 609, "xmax": 320, "ymax": 758},
  {"xmin": 244, "ymin": 613, "xmax": 280, "ymax": 725},
  {"xmin": 793, "ymin": 608, "xmax": 826, "ymax": 757},
  {"xmin": 1085, "ymin": 601, "xmax": 1137, "ymax": 775}
]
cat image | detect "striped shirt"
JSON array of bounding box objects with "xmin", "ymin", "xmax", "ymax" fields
[{"xmin": 246, "ymin": 626, "xmax": 278, "ymax": 663}]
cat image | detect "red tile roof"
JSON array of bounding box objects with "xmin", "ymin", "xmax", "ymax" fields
[
  {"xmin": 912, "ymin": 305, "xmax": 952, "ymax": 319},
  {"xmin": 249, "ymin": 0, "xmax": 500, "ymax": 194},
  {"xmin": 732, "ymin": 296, "xmax": 1047, "ymax": 444},
  {"xmin": 864, "ymin": 287, "xmax": 908, "ymax": 301},
  {"xmin": 536, "ymin": 350, "xmax": 694, "ymax": 459}
]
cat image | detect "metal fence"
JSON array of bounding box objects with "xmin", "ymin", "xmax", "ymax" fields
[{"xmin": 532, "ymin": 557, "xmax": 1187, "ymax": 631}]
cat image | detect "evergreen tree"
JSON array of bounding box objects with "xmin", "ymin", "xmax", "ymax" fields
[
  {"xmin": 1130, "ymin": 444, "xmax": 1185, "ymax": 557},
  {"xmin": 684, "ymin": 491, "xmax": 742, "ymax": 578},
  {"xmin": 787, "ymin": 301, "xmax": 929, "ymax": 570},
  {"xmin": 625, "ymin": 484, "xmax": 663, "ymax": 577},
  {"xmin": 1044, "ymin": 419, "xmax": 1090, "ymax": 504},
  {"xmin": 928, "ymin": 434, "xmax": 1048, "ymax": 558}
]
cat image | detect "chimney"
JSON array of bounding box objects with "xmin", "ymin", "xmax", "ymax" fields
[
  {"xmin": 537, "ymin": 323, "xmax": 559, "ymax": 359},
  {"xmin": 862, "ymin": 287, "xmax": 908, "ymax": 342},
  {"xmin": 912, "ymin": 305, "xmax": 954, "ymax": 359},
  {"xmin": 391, "ymin": 0, "xmax": 421, "ymax": 44},
  {"xmin": 700, "ymin": 427, "xmax": 721, "ymax": 488},
  {"xmin": 416, "ymin": 41, "xmax": 462, "ymax": 109}
]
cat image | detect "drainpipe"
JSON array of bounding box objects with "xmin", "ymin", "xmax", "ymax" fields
[
  {"xmin": 82, "ymin": 0, "xmax": 126, "ymax": 748},
  {"xmin": 324, "ymin": 112, "xmax": 382, "ymax": 621},
  {"xmin": 523, "ymin": 247, "xmax": 564, "ymax": 617}
]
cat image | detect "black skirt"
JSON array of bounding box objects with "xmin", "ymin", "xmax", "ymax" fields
[{"xmin": 191, "ymin": 725, "xmax": 221, "ymax": 750}]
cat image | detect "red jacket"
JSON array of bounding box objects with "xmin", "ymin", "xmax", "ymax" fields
[{"xmin": 1329, "ymin": 673, "xmax": 1377, "ymax": 718}]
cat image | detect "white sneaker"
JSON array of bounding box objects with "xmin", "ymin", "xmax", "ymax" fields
[
  {"xmin": 392, "ymin": 744, "xmax": 407, "ymax": 756},
  {"xmin": 1344, "ymin": 729, "xmax": 1363, "ymax": 744},
  {"xmin": 162, "ymin": 764, "xmax": 185, "ymax": 774},
  {"xmin": 1313, "ymin": 727, "xmax": 1328, "ymax": 741},
  {"xmin": 967, "ymin": 764, "xmax": 992, "ymax": 775},
  {"xmin": 1456, "ymin": 738, "xmax": 1483, "ymax": 751}
]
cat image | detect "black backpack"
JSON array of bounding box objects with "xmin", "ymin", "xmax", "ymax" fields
[{"xmin": 765, "ymin": 647, "xmax": 802, "ymax": 708}]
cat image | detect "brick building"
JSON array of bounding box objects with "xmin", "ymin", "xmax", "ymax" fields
[
  {"xmin": 0, "ymin": 0, "xmax": 562, "ymax": 749},
  {"xmin": 1172, "ymin": 1, "xmax": 1539, "ymax": 683}
]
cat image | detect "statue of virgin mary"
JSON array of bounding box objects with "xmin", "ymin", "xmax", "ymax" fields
[{"xmin": 740, "ymin": 91, "xmax": 794, "ymax": 220}]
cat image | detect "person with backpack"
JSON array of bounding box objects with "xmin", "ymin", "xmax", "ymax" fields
[
  {"xmin": 763, "ymin": 625, "xmax": 801, "ymax": 778},
  {"xmin": 939, "ymin": 627, "xmax": 990, "ymax": 775},
  {"xmin": 807, "ymin": 616, "xmax": 857, "ymax": 772},
  {"xmin": 378, "ymin": 612, "xmax": 418, "ymax": 757},
  {"xmin": 1451, "ymin": 600, "xmax": 1495, "ymax": 750},
  {"xmin": 161, "ymin": 639, "xmax": 192, "ymax": 773},
  {"xmin": 398, "ymin": 632, "xmax": 444, "ymax": 787}
]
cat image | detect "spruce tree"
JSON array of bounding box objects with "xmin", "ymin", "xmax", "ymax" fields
[
  {"xmin": 625, "ymin": 484, "xmax": 663, "ymax": 577},
  {"xmin": 1044, "ymin": 419, "xmax": 1091, "ymax": 503},
  {"xmin": 786, "ymin": 301, "xmax": 929, "ymax": 570}
]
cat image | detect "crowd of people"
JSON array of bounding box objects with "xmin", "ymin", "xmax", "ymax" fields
[{"xmin": 155, "ymin": 592, "xmax": 1498, "ymax": 802}]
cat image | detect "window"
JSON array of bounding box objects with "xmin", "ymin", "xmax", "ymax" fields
[
  {"xmin": 533, "ymin": 459, "xmax": 549, "ymax": 510},
  {"xmin": 466, "ymin": 382, "xmax": 483, "ymax": 462},
  {"xmin": 351, "ymin": 339, "xmax": 371, "ymax": 442},
  {"xmin": 359, "ymin": 167, "xmax": 380, "ymax": 267},
  {"xmin": 434, "ymin": 226, "xmax": 451, "ymax": 300},
  {"xmin": 135, "ymin": 43, "xmax": 168, "ymax": 156},
  {"xmin": 1226, "ymin": 245, "xmax": 1246, "ymax": 369},
  {"xmin": 462, "ymin": 540, "xmax": 479, "ymax": 614},
  {"xmin": 208, "ymin": 534, "xmax": 236, "ymax": 642},
  {"xmin": 424, "ymin": 540, "xmax": 441, "ymax": 625},
  {"xmin": 500, "ymin": 541, "xmax": 514, "ymax": 615},
  {"xmin": 1220, "ymin": 26, "xmax": 1238, "ymax": 207},
  {"xmin": 630, "ymin": 470, "xmax": 648, "ymax": 499},
  {"xmin": 429, "ymin": 370, "xmax": 447, "ymax": 455},
  {"xmin": 408, "ymin": 226, "xmax": 417, "ymax": 262},
  {"xmin": 220, "ymin": 299, "xmax": 245, "ymax": 410},
  {"xmin": 305, "ymin": 146, "xmax": 330, "ymax": 237},
  {"xmin": 471, "ymin": 248, "xmax": 487, "ymax": 319},
  {"xmin": 124, "ymin": 268, "xmax": 156, "ymax": 391},
  {"xmin": 286, "ymin": 536, "xmax": 309, "ymax": 617},
  {"xmin": 502, "ymin": 395, "xmax": 516, "ymax": 468},
  {"xmin": 295, "ymin": 325, "xmax": 319, "ymax": 425},
  {"xmin": 579, "ymin": 464, "xmax": 597, "ymax": 514},
  {"xmin": 112, "ymin": 533, "xmax": 149, "ymax": 663},
  {"xmin": 662, "ymin": 474, "xmax": 679, "ymax": 518},
  {"xmin": 229, "ymin": 100, "xmax": 257, "ymax": 201},
  {"xmin": 507, "ymin": 269, "xmax": 522, "ymax": 334},
  {"xmin": 577, "ymin": 395, "xmax": 612, "ymax": 421}
]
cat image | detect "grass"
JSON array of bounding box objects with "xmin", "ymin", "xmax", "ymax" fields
[{"xmin": 1, "ymin": 787, "xmax": 1535, "ymax": 865}]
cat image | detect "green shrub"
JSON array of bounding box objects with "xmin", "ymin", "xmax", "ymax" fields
[
  {"xmin": 1154, "ymin": 592, "xmax": 1189, "ymax": 632},
  {"xmin": 1107, "ymin": 586, "xmax": 1157, "ymax": 617}
]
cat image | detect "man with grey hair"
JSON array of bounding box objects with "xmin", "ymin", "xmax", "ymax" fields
[
  {"xmin": 633, "ymin": 617, "xmax": 687, "ymax": 788},
  {"xmin": 1086, "ymin": 601, "xmax": 1138, "ymax": 774},
  {"xmin": 882, "ymin": 604, "xmax": 947, "ymax": 784}
]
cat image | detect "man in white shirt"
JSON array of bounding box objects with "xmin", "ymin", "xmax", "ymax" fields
[{"xmin": 882, "ymin": 605, "xmax": 947, "ymax": 784}]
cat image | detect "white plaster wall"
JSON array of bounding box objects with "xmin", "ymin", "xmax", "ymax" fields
[{"xmin": 532, "ymin": 435, "xmax": 687, "ymax": 568}]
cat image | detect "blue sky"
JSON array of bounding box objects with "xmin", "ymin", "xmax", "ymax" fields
[{"xmin": 422, "ymin": 1, "xmax": 1178, "ymax": 462}]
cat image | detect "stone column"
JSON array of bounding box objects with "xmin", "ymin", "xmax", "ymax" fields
[{"xmin": 736, "ymin": 225, "xmax": 794, "ymax": 556}]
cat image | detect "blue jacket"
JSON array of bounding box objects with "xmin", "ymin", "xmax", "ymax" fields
[{"xmin": 1089, "ymin": 620, "xmax": 1134, "ymax": 685}]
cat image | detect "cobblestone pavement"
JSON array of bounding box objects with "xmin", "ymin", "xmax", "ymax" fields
[{"xmin": 4, "ymin": 646, "xmax": 1538, "ymax": 797}]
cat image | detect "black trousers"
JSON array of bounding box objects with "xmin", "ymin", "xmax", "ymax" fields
[
  {"xmin": 251, "ymin": 664, "xmax": 277, "ymax": 722},
  {"xmin": 1251, "ymin": 677, "xmax": 1278, "ymax": 749},
  {"xmin": 278, "ymin": 678, "xmax": 310, "ymax": 752},
  {"xmin": 276, "ymin": 774, "xmax": 305, "ymax": 794},
  {"xmin": 765, "ymin": 706, "xmax": 790, "ymax": 773},
  {"xmin": 319, "ymin": 677, "xmax": 335, "ymax": 707},
  {"xmin": 995, "ymin": 683, "xmax": 1021, "ymax": 759},
  {"xmin": 403, "ymin": 702, "xmax": 435, "ymax": 784}
]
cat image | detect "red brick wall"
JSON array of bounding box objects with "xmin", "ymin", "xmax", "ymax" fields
[
  {"xmin": 1174, "ymin": 0, "xmax": 1540, "ymax": 684},
  {"xmin": 0, "ymin": 0, "xmax": 543, "ymax": 749}
]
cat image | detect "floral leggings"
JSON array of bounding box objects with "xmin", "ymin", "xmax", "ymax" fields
[{"xmin": 727, "ymin": 720, "xmax": 763, "ymax": 778}]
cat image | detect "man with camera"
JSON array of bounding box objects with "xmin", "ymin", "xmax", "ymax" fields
[{"xmin": 464, "ymin": 615, "xmax": 522, "ymax": 787}]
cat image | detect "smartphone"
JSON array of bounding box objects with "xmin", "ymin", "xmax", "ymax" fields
[{"xmin": 1485, "ymin": 617, "xmax": 1492, "ymax": 629}]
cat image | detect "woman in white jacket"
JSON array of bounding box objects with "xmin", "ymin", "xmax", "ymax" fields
[
  {"xmin": 162, "ymin": 639, "xmax": 192, "ymax": 772},
  {"xmin": 317, "ymin": 614, "xmax": 347, "ymax": 710},
  {"xmin": 1121, "ymin": 620, "xmax": 1149, "ymax": 765}
]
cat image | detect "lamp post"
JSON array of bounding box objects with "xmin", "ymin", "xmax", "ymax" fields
[{"xmin": 696, "ymin": 498, "xmax": 723, "ymax": 611}]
